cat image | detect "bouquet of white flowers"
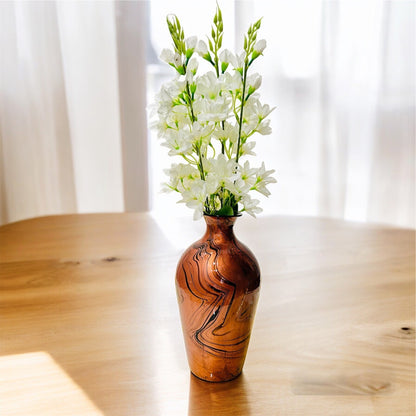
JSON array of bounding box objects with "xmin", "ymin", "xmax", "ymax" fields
[{"xmin": 151, "ymin": 5, "xmax": 276, "ymax": 219}]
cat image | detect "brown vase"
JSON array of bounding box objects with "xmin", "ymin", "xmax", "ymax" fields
[{"xmin": 175, "ymin": 214, "xmax": 260, "ymax": 382}]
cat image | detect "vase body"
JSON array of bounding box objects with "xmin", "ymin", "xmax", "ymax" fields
[{"xmin": 175, "ymin": 215, "xmax": 260, "ymax": 382}]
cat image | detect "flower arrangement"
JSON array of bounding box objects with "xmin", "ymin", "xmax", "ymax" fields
[{"xmin": 151, "ymin": 5, "xmax": 276, "ymax": 219}]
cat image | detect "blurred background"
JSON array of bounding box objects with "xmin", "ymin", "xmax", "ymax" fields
[{"xmin": 0, "ymin": 0, "xmax": 414, "ymax": 228}]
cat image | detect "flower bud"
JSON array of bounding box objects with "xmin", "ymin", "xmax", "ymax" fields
[
  {"xmin": 185, "ymin": 36, "xmax": 197, "ymax": 59},
  {"xmin": 219, "ymin": 49, "xmax": 232, "ymax": 63},
  {"xmin": 251, "ymin": 39, "xmax": 267, "ymax": 61},
  {"xmin": 229, "ymin": 52, "xmax": 245, "ymax": 73},
  {"xmin": 196, "ymin": 40, "xmax": 208, "ymax": 56},
  {"xmin": 196, "ymin": 40, "xmax": 212, "ymax": 63},
  {"xmin": 187, "ymin": 57, "xmax": 199, "ymax": 74},
  {"xmin": 174, "ymin": 53, "xmax": 182, "ymax": 67},
  {"xmin": 160, "ymin": 48, "xmax": 175, "ymax": 65},
  {"xmin": 247, "ymin": 73, "xmax": 262, "ymax": 90},
  {"xmin": 219, "ymin": 49, "xmax": 233, "ymax": 73},
  {"xmin": 186, "ymin": 36, "xmax": 197, "ymax": 50},
  {"xmin": 254, "ymin": 39, "xmax": 266, "ymax": 54}
]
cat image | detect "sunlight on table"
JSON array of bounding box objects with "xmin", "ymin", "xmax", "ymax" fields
[{"xmin": 0, "ymin": 352, "xmax": 103, "ymax": 416}]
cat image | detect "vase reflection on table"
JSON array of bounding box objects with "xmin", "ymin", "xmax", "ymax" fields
[{"xmin": 188, "ymin": 372, "xmax": 251, "ymax": 414}]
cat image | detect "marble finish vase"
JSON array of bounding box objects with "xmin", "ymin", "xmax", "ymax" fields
[{"xmin": 175, "ymin": 215, "xmax": 260, "ymax": 382}]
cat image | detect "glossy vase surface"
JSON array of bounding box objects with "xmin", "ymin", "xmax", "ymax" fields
[{"xmin": 175, "ymin": 215, "xmax": 260, "ymax": 382}]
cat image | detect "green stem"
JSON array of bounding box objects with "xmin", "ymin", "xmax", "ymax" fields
[
  {"xmin": 181, "ymin": 154, "xmax": 198, "ymax": 165},
  {"xmin": 185, "ymin": 81, "xmax": 196, "ymax": 122},
  {"xmin": 236, "ymin": 65, "xmax": 248, "ymax": 163},
  {"xmin": 221, "ymin": 120, "xmax": 225, "ymax": 154},
  {"xmin": 195, "ymin": 143, "xmax": 205, "ymax": 180},
  {"xmin": 232, "ymin": 94, "xmax": 240, "ymax": 121},
  {"xmin": 209, "ymin": 142, "xmax": 216, "ymax": 159},
  {"xmin": 214, "ymin": 52, "xmax": 219, "ymax": 77},
  {"xmin": 198, "ymin": 151, "xmax": 205, "ymax": 180}
]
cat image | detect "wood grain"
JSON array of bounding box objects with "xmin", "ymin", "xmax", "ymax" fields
[{"xmin": 0, "ymin": 213, "xmax": 414, "ymax": 415}]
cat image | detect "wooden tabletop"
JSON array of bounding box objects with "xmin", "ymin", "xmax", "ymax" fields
[{"xmin": 0, "ymin": 213, "xmax": 414, "ymax": 416}]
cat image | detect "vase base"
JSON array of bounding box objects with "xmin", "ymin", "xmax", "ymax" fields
[{"xmin": 190, "ymin": 370, "xmax": 242, "ymax": 383}]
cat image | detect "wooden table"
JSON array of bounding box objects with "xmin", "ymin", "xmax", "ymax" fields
[{"xmin": 0, "ymin": 213, "xmax": 414, "ymax": 416}]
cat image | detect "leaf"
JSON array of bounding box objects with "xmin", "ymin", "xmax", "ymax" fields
[{"xmin": 215, "ymin": 205, "xmax": 235, "ymax": 216}]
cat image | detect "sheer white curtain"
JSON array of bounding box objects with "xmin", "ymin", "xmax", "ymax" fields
[
  {"xmin": 0, "ymin": 0, "xmax": 149, "ymax": 225},
  {"xmin": 243, "ymin": 0, "xmax": 414, "ymax": 227},
  {"xmin": 0, "ymin": 1, "xmax": 414, "ymax": 228}
]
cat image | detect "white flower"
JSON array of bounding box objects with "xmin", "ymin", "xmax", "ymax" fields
[
  {"xmin": 185, "ymin": 71, "xmax": 194, "ymax": 84},
  {"xmin": 219, "ymin": 49, "xmax": 233, "ymax": 64},
  {"xmin": 251, "ymin": 162, "xmax": 276, "ymax": 196},
  {"xmin": 178, "ymin": 180, "xmax": 208, "ymax": 220},
  {"xmin": 185, "ymin": 59, "xmax": 198, "ymax": 82},
  {"xmin": 187, "ymin": 57, "xmax": 198, "ymax": 74},
  {"xmin": 150, "ymin": 119, "xmax": 169, "ymax": 138},
  {"xmin": 238, "ymin": 161, "xmax": 257, "ymax": 185},
  {"xmin": 173, "ymin": 53, "xmax": 182, "ymax": 67},
  {"xmin": 160, "ymin": 48, "xmax": 175, "ymax": 65},
  {"xmin": 247, "ymin": 73, "xmax": 262, "ymax": 91},
  {"xmin": 238, "ymin": 97, "xmax": 273, "ymax": 138},
  {"xmin": 250, "ymin": 100, "xmax": 275, "ymax": 121},
  {"xmin": 196, "ymin": 40, "xmax": 208, "ymax": 55},
  {"xmin": 241, "ymin": 140, "xmax": 256, "ymax": 156},
  {"xmin": 241, "ymin": 194, "xmax": 262, "ymax": 217},
  {"xmin": 196, "ymin": 72, "xmax": 221, "ymax": 99},
  {"xmin": 153, "ymin": 79, "xmax": 186, "ymax": 119},
  {"xmin": 254, "ymin": 39, "xmax": 266, "ymax": 54},
  {"xmin": 165, "ymin": 78, "xmax": 186, "ymax": 96},
  {"xmin": 229, "ymin": 52, "xmax": 245, "ymax": 72},
  {"xmin": 161, "ymin": 129, "xmax": 193, "ymax": 156},
  {"xmin": 190, "ymin": 124, "xmax": 215, "ymax": 150},
  {"xmin": 204, "ymin": 154, "xmax": 239, "ymax": 191},
  {"xmin": 222, "ymin": 72, "xmax": 242, "ymax": 92},
  {"xmin": 168, "ymin": 164, "xmax": 201, "ymax": 192},
  {"xmin": 196, "ymin": 40, "xmax": 211, "ymax": 61},
  {"xmin": 219, "ymin": 49, "xmax": 233, "ymax": 73},
  {"xmin": 205, "ymin": 154, "xmax": 238, "ymax": 180},
  {"xmin": 194, "ymin": 96, "xmax": 230, "ymax": 122},
  {"xmin": 192, "ymin": 72, "xmax": 231, "ymax": 122},
  {"xmin": 164, "ymin": 163, "xmax": 199, "ymax": 192},
  {"xmin": 186, "ymin": 36, "xmax": 197, "ymax": 51},
  {"xmin": 228, "ymin": 160, "xmax": 256, "ymax": 196},
  {"xmin": 256, "ymin": 119, "xmax": 272, "ymax": 135},
  {"xmin": 251, "ymin": 40, "xmax": 267, "ymax": 61},
  {"xmin": 213, "ymin": 122, "xmax": 238, "ymax": 143}
]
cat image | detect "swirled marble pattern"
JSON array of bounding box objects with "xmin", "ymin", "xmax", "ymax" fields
[{"xmin": 176, "ymin": 215, "xmax": 260, "ymax": 382}]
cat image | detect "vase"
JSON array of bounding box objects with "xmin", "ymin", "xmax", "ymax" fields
[{"xmin": 175, "ymin": 214, "xmax": 260, "ymax": 382}]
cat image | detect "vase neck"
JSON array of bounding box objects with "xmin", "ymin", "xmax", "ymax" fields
[{"xmin": 203, "ymin": 215, "xmax": 238, "ymax": 243}]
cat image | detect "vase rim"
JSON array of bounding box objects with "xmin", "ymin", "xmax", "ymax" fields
[{"xmin": 203, "ymin": 213, "xmax": 242, "ymax": 218}]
